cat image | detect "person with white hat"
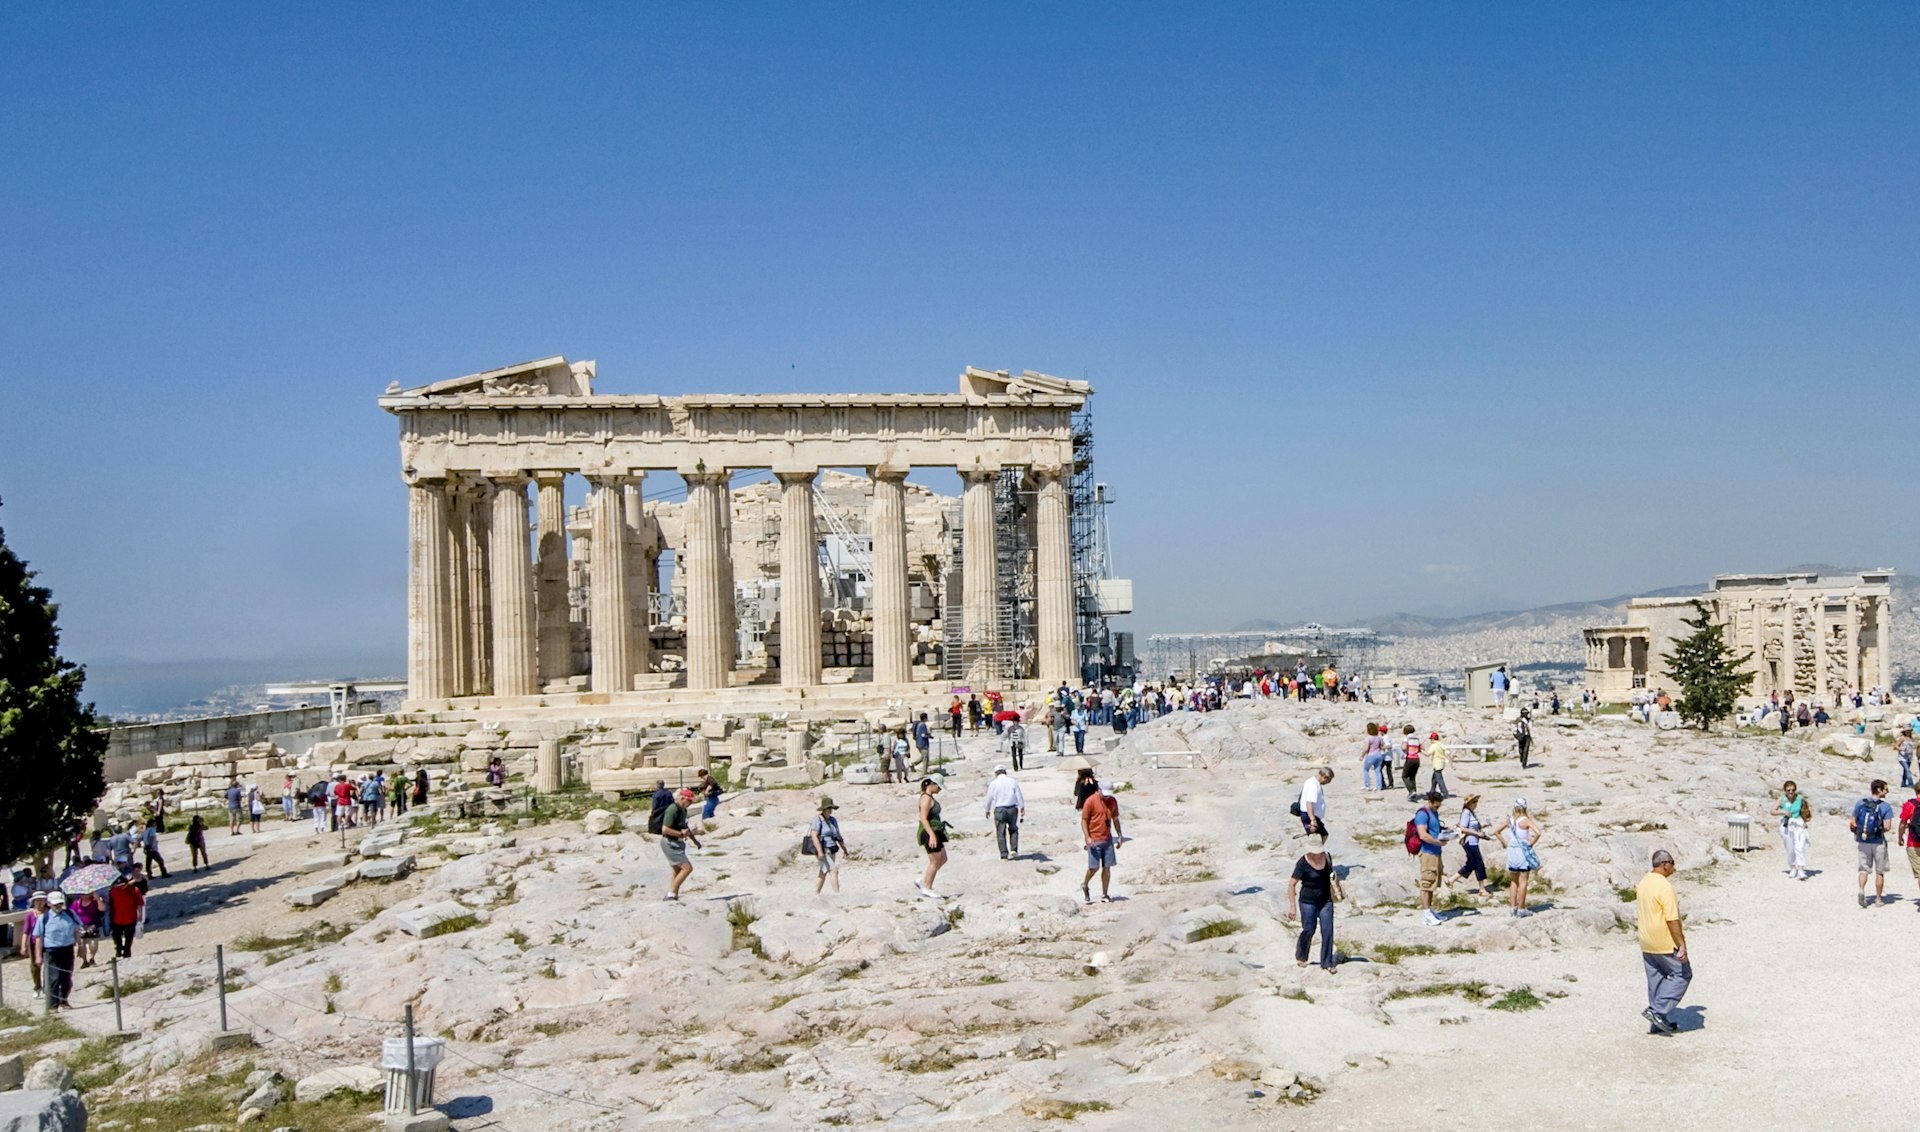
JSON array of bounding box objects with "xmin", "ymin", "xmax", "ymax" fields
[{"xmin": 32, "ymin": 890, "xmax": 80, "ymax": 1009}]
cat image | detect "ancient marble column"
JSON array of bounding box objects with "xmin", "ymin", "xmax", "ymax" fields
[
  {"xmin": 487, "ymin": 475, "xmax": 538, "ymax": 697},
  {"xmin": 407, "ymin": 479, "xmax": 457, "ymax": 700},
  {"xmin": 1812, "ymin": 601, "xmax": 1829, "ymax": 702},
  {"xmin": 623, "ymin": 478, "xmax": 653, "ymax": 681},
  {"xmin": 1034, "ymin": 467, "xmax": 1077, "ymax": 687},
  {"xmin": 587, "ymin": 476, "xmax": 636, "ymax": 694},
  {"xmin": 1844, "ymin": 595, "xmax": 1861, "ymax": 694},
  {"xmin": 1877, "ymin": 597, "xmax": 1894, "ymax": 692},
  {"xmin": 465, "ymin": 487, "xmax": 492, "ymax": 695},
  {"xmin": 778, "ymin": 471, "xmax": 822, "ymax": 687},
  {"xmin": 534, "ymin": 474, "xmax": 570, "ymax": 685},
  {"xmin": 446, "ymin": 482, "xmax": 473, "ymax": 697},
  {"xmin": 1782, "ymin": 602, "xmax": 1799, "ymax": 695},
  {"xmin": 684, "ymin": 471, "xmax": 734, "ymax": 690},
  {"xmin": 961, "ymin": 468, "xmax": 1001, "ymax": 686},
  {"xmin": 869, "ymin": 469, "xmax": 911, "ymax": 685}
]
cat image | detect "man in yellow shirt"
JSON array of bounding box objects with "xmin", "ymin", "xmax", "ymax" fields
[{"xmin": 1636, "ymin": 849, "xmax": 1690, "ymax": 1035}]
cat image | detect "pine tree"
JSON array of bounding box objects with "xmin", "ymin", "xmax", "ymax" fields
[
  {"xmin": 1662, "ymin": 599, "xmax": 1753, "ymax": 730},
  {"xmin": 0, "ymin": 501, "xmax": 107, "ymax": 865}
]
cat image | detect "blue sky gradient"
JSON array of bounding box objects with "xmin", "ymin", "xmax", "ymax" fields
[{"xmin": 3, "ymin": 3, "xmax": 1916, "ymax": 686}]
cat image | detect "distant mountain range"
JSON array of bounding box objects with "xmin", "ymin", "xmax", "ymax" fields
[{"xmin": 1236, "ymin": 565, "xmax": 1909, "ymax": 639}]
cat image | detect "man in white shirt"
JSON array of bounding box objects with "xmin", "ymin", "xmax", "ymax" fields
[
  {"xmin": 983, "ymin": 765, "xmax": 1027, "ymax": 860},
  {"xmin": 1297, "ymin": 767, "xmax": 1333, "ymax": 836}
]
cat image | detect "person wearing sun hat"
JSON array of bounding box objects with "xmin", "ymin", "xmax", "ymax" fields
[
  {"xmin": 809, "ymin": 796, "xmax": 850, "ymax": 894},
  {"xmin": 659, "ymin": 788, "xmax": 702, "ymax": 901},
  {"xmin": 34, "ymin": 890, "xmax": 80, "ymax": 1009}
]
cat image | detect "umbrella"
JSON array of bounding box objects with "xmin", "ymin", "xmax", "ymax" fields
[
  {"xmin": 1060, "ymin": 755, "xmax": 1098, "ymax": 772},
  {"xmin": 57, "ymin": 863, "xmax": 122, "ymax": 894}
]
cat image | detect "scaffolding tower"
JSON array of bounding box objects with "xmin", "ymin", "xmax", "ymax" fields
[{"xmin": 1068, "ymin": 397, "xmax": 1113, "ymax": 683}]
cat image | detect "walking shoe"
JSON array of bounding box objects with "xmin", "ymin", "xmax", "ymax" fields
[
  {"xmin": 1423, "ymin": 911, "xmax": 1443, "ymax": 927},
  {"xmin": 1860, "ymin": 894, "xmax": 1870, "ymax": 908},
  {"xmin": 1641, "ymin": 1008, "xmax": 1676, "ymax": 1035}
]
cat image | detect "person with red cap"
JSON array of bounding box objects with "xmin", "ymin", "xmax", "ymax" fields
[{"xmin": 659, "ymin": 788, "xmax": 701, "ymax": 901}]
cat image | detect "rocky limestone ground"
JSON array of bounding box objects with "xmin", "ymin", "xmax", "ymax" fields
[{"xmin": 36, "ymin": 699, "xmax": 1920, "ymax": 1129}]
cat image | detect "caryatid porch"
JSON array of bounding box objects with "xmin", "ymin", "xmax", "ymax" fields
[{"xmin": 381, "ymin": 358, "xmax": 1091, "ymax": 705}]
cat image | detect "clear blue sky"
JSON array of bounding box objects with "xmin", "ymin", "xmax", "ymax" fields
[{"xmin": 3, "ymin": 3, "xmax": 1916, "ymax": 682}]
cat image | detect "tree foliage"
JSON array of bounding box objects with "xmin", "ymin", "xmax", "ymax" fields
[
  {"xmin": 1662, "ymin": 599, "xmax": 1753, "ymax": 730},
  {"xmin": 0, "ymin": 503, "xmax": 106, "ymax": 863}
]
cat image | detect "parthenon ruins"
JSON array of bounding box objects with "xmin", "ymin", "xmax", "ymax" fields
[
  {"xmin": 1582, "ymin": 570, "xmax": 1895, "ymax": 702},
  {"xmin": 381, "ymin": 357, "xmax": 1114, "ymax": 709}
]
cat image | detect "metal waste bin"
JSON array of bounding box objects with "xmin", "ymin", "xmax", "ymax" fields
[
  {"xmin": 381, "ymin": 1036, "xmax": 445, "ymax": 1113},
  {"xmin": 1725, "ymin": 813, "xmax": 1752, "ymax": 852}
]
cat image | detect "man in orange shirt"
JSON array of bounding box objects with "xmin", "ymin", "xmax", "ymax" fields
[{"xmin": 1080, "ymin": 780, "xmax": 1125, "ymax": 905}]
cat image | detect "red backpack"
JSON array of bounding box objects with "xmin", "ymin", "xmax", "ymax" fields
[{"xmin": 1404, "ymin": 810, "xmax": 1426, "ymax": 855}]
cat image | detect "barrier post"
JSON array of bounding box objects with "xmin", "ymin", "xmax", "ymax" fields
[
  {"xmin": 404, "ymin": 1004, "xmax": 418, "ymax": 1116},
  {"xmin": 215, "ymin": 944, "xmax": 228, "ymax": 1031},
  {"xmin": 110, "ymin": 956, "xmax": 123, "ymax": 1032}
]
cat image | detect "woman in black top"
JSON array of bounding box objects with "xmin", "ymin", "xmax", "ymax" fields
[{"xmin": 1287, "ymin": 833, "xmax": 1345, "ymax": 971}]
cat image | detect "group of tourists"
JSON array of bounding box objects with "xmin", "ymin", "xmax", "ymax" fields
[
  {"xmin": 300, "ymin": 768, "xmax": 431, "ymax": 833},
  {"xmin": 8, "ymin": 862, "xmax": 151, "ymax": 1010}
]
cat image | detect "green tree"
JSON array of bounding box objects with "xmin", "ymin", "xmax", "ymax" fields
[
  {"xmin": 1661, "ymin": 599, "xmax": 1753, "ymax": 730},
  {"xmin": 0, "ymin": 502, "xmax": 106, "ymax": 864}
]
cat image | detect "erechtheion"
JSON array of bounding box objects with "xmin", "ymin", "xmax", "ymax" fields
[
  {"xmin": 1582, "ymin": 570, "xmax": 1895, "ymax": 702},
  {"xmin": 380, "ymin": 357, "xmax": 1124, "ymax": 710}
]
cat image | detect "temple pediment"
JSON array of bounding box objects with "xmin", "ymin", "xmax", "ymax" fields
[{"xmin": 385, "ymin": 355, "xmax": 595, "ymax": 399}]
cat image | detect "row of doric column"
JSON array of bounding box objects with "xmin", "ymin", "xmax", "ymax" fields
[{"xmin": 406, "ymin": 466, "xmax": 1077, "ymax": 701}]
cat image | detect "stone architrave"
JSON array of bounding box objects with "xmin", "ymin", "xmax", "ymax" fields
[
  {"xmin": 778, "ymin": 471, "xmax": 822, "ymax": 686},
  {"xmin": 534, "ymin": 474, "xmax": 570, "ymax": 684},
  {"xmin": 408, "ymin": 479, "xmax": 457, "ymax": 700},
  {"xmin": 869, "ymin": 469, "xmax": 911, "ymax": 684},
  {"xmin": 961, "ymin": 468, "xmax": 1001, "ymax": 685},
  {"xmin": 1034, "ymin": 466, "xmax": 1076, "ymax": 686},
  {"xmin": 487, "ymin": 475, "xmax": 538, "ymax": 696},
  {"xmin": 587, "ymin": 475, "xmax": 637, "ymax": 693}
]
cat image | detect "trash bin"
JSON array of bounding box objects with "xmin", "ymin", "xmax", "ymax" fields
[
  {"xmin": 381, "ymin": 1036, "xmax": 445, "ymax": 1113},
  {"xmin": 1725, "ymin": 813, "xmax": 1752, "ymax": 852}
]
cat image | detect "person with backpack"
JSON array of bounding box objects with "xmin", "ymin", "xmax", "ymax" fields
[
  {"xmin": 1850, "ymin": 779, "xmax": 1895, "ymax": 907},
  {"xmin": 659, "ymin": 788, "xmax": 700, "ymax": 901},
  {"xmin": 647, "ymin": 781, "xmax": 672, "ymax": 835},
  {"xmin": 1400, "ymin": 726, "xmax": 1423, "ymax": 802},
  {"xmin": 1899, "ymin": 782, "xmax": 1920, "ymax": 900},
  {"xmin": 1513, "ymin": 710, "xmax": 1534, "ymax": 768},
  {"xmin": 308, "ymin": 779, "xmax": 330, "ymax": 833},
  {"xmin": 1294, "ymin": 767, "xmax": 1332, "ymax": 836},
  {"xmin": 1407, "ymin": 792, "xmax": 1449, "ymax": 926},
  {"xmin": 806, "ymin": 796, "xmax": 850, "ymax": 894}
]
